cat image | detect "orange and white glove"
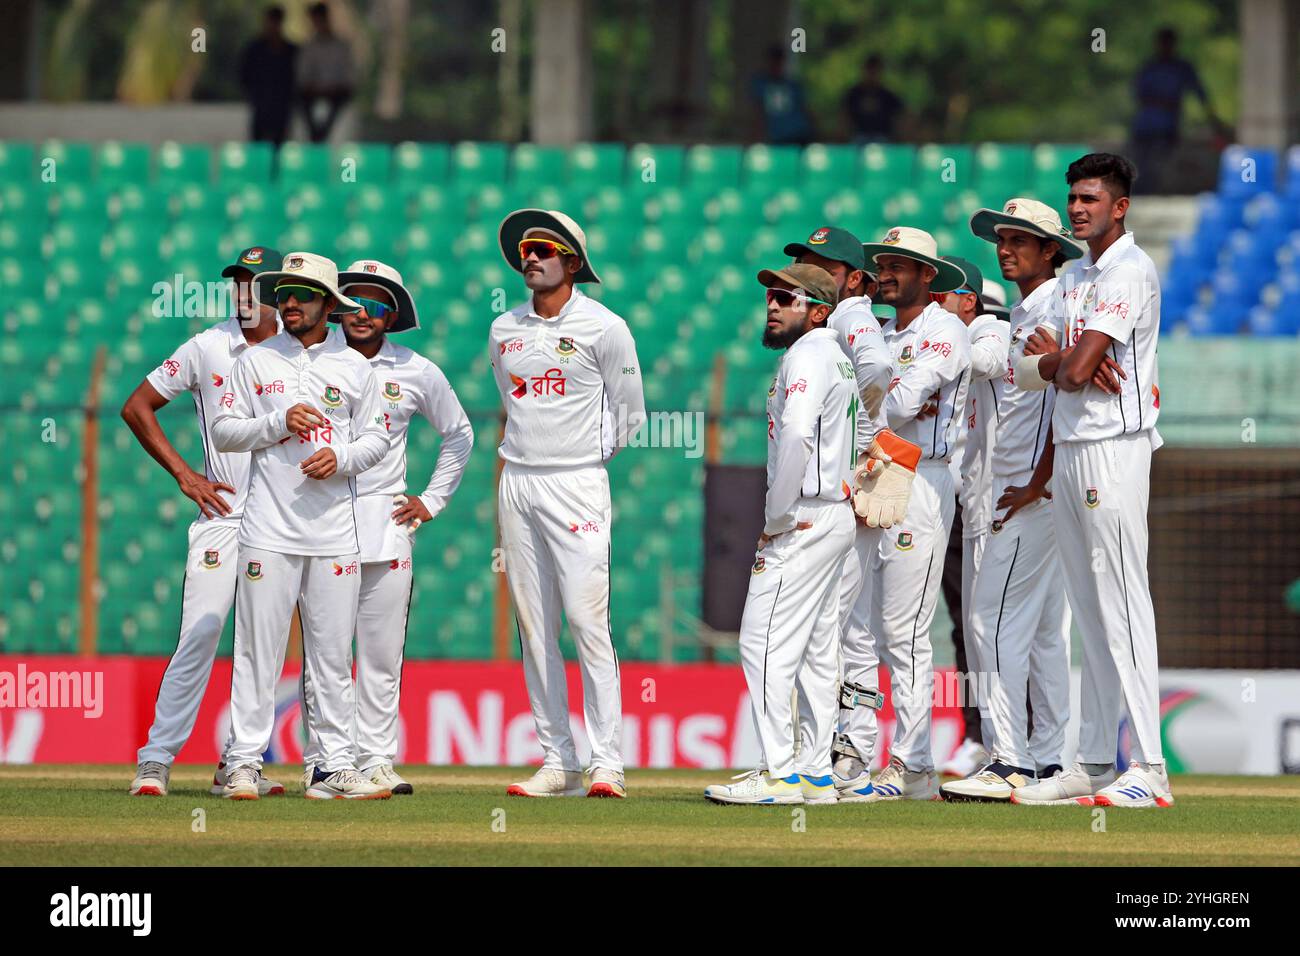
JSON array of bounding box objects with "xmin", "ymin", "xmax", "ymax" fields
[{"xmin": 851, "ymin": 430, "xmax": 921, "ymax": 528}]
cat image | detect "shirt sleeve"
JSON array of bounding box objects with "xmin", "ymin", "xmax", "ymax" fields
[
  {"xmin": 415, "ymin": 363, "xmax": 474, "ymax": 519},
  {"xmin": 594, "ymin": 317, "xmax": 646, "ymax": 460},
  {"xmin": 488, "ymin": 327, "xmax": 513, "ymax": 408},
  {"xmin": 334, "ymin": 367, "xmax": 391, "ymax": 477},
  {"xmin": 1084, "ymin": 262, "xmax": 1150, "ymax": 344},
  {"xmin": 847, "ymin": 315, "xmax": 894, "ymax": 418},
  {"xmin": 969, "ymin": 318, "xmax": 1011, "ymax": 383},
  {"xmin": 763, "ymin": 351, "xmax": 822, "ymax": 536},
  {"xmin": 145, "ymin": 334, "xmax": 202, "ymax": 401},
  {"xmin": 211, "ymin": 353, "xmax": 292, "ymax": 452},
  {"xmin": 884, "ymin": 327, "xmax": 972, "ymax": 429}
]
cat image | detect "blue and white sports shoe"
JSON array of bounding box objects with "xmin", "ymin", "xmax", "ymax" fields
[
  {"xmin": 832, "ymin": 755, "xmax": 878, "ymax": 803},
  {"xmin": 704, "ymin": 770, "xmax": 805, "ymax": 805},
  {"xmin": 798, "ymin": 773, "xmax": 839, "ymax": 804},
  {"xmin": 871, "ymin": 755, "xmax": 938, "ymax": 801},
  {"xmin": 1093, "ymin": 763, "xmax": 1174, "ymax": 809}
]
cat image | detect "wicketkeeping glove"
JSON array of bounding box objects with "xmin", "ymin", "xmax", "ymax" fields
[{"xmin": 851, "ymin": 429, "xmax": 921, "ymax": 528}]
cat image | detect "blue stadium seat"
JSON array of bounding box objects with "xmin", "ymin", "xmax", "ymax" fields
[{"xmin": 1218, "ymin": 145, "xmax": 1278, "ymax": 199}]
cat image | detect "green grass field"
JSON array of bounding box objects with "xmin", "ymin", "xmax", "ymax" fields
[{"xmin": 2, "ymin": 766, "xmax": 1298, "ymax": 866}]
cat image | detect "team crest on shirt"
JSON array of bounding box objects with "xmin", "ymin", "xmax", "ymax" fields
[
  {"xmin": 241, "ymin": 248, "xmax": 264, "ymax": 265},
  {"xmin": 383, "ymin": 381, "xmax": 402, "ymax": 402},
  {"xmin": 556, "ymin": 336, "xmax": 576, "ymax": 357},
  {"xmin": 809, "ymin": 227, "xmax": 830, "ymax": 244},
  {"xmin": 991, "ymin": 519, "xmax": 1004, "ymax": 535},
  {"xmin": 899, "ymin": 345, "xmax": 914, "ymax": 365},
  {"xmin": 1085, "ymin": 487, "xmax": 1100, "ymax": 508},
  {"xmin": 767, "ymin": 379, "xmax": 777, "ymax": 397},
  {"xmin": 322, "ymin": 385, "xmax": 343, "ymax": 408},
  {"xmin": 752, "ymin": 555, "xmax": 766, "ymax": 574},
  {"xmin": 202, "ymin": 549, "xmax": 221, "ymax": 569},
  {"xmin": 245, "ymin": 561, "xmax": 263, "ymax": 580},
  {"xmin": 896, "ymin": 531, "xmax": 913, "ymax": 550}
]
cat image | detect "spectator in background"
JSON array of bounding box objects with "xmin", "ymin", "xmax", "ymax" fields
[
  {"xmin": 1131, "ymin": 27, "xmax": 1226, "ymax": 193},
  {"xmin": 750, "ymin": 45, "xmax": 814, "ymax": 145},
  {"xmin": 239, "ymin": 5, "xmax": 297, "ymax": 147},
  {"xmin": 843, "ymin": 55, "xmax": 904, "ymax": 143},
  {"xmin": 298, "ymin": 2, "xmax": 356, "ymax": 143}
]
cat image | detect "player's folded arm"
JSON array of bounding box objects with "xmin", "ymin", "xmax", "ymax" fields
[
  {"xmin": 969, "ymin": 322, "xmax": 1011, "ymax": 382},
  {"xmin": 211, "ymin": 358, "xmax": 292, "ymax": 452}
]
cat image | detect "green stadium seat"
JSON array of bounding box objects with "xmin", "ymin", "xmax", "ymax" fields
[
  {"xmin": 156, "ymin": 141, "xmax": 212, "ymax": 186},
  {"xmin": 393, "ymin": 141, "xmax": 449, "ymax": 186},
  {"xmin": 0, "ymin": 181, "xmax": 41, "ymax": 222},
  {"xmin": 276, "ymin": 142, "xmax": 332, "ymax": 184},
  {"xmin": 1031, "ymin": 143, "xmax": 1090, "ymax": 201},
  {"xmin": 742, "ymin": 144, "xmax": 802, "ymax": 190},
  {"xmin": 451, "ymin": 141, "xmax": 508, "ymax": 186},
  {"xmin": 568, "ymin": 143, "xmax": 624, "ymax": 185},
  {"xmin": 626, "ymin": 143, "xmax": 684, "ymax": 188},
  {"xmin": 335, "ymin": 142, "xmax": 391, "ymax": 183},
  {"xmin": 96, "ymin": 141, "xmax": 152, "ymax": 186},
  {"xmin": 916, "ymin": 143, "xmax": 973, "ymax": 189},
  {"xmin": 218, "ymin": 141, "xmax": 274, "ymax": 184},
  {"xmin": 686, "ymin": 144, "xmax": 742, "ymax": 186},
  {"xmin": 801, "ymin": 143, "xmax": 859, "ymax": 184},
  {"xmin": 0, "ymin": 141, "xmax": 35, "ymax": 183},
  {"xmin": 109, "ymin": 183, "xmax": 173, "ymax": 222},
  {"xmin": 511, "ymin": 143, "xmax": 568, "ymax": 186},
  {"xmin": 41, "ymin": 140, "xmax": 95, "ymax": 184},
  {"xmin": 973, "ymin": 143, "xmax": 1032, "ymax": 192},
  {"xmin": 860, "ymin": 143, "xmax": 915, "ymax": 186}
]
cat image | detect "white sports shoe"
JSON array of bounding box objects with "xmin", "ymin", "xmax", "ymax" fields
[
  {"xmin": 941, "ymin": 762, "xmax": 1035, "ymax": 802},
  {"xmin": 1010, "ymin": 763, "xmax": 1116, "ymax": 806},
  {"xmin": 506, "ymin": 768, "xmax": 585, "ymax": 798},
  {"xmin": 1093, "ymin": 764, "xmax": 1174, "ymax": 809},
  {"xmin": 587, "ymin": 768, "xmax": 627, "ymax": 798},
  {"xmin": 872, "ymin": 755, "xmax": 938, "ymax": 800},
  {"xmin": 302, "ymin": 765, "xmax": 314, "ymax": 792},
  {"xmin": 940, "ymin": 738, "xmax": 990, "ymax": 778},
  {"xmin": 305, "ymin": 768, "xmax": 392, "ymax": 800},
  {"xmin": 210, "ymin": 762, "xmax": 285, "ymax": 797},
  {"xmin": 367, "ymin": 765, "xmax": 413, "ymax": 795},
  {"xmin": 704, "ymin": 769, "xmax": 804, "ymax": 805},
  {"xmin": 130, "ymin": 761, "xmax": 169, "ymax": 796},
  {"xmin": 832, "ymin": 755, "xmax": 878, "ymax": 803},
  {"xmin": 797, "ymin": 773, "xmax": 839, "ymax": 804},
  {"xmin": 222, "ymin": 765, "xmax": 261, "ymax": 801}
]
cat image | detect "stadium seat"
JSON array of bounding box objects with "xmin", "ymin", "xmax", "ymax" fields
[
  {"xmin": 1218, "ymin": 145, "xmax": 1278, "ymax": 200},
  {"xmin": 336, "ymin": 142, "xmax": 391, "ymax": 184},
  {"xmin": 451, "ymin": 141, "xmax": 509, "ymax": 187},
  {"xmin": 96, "ymin": 141, "xmax": 152, "ymax": 186},
  {"xmin": 41, "ymin": 139, "xmax": 95, "ymax": 184},
  {"xmin": 276, "ymin": 142, "xmax": 332, "ymax": 184},
  {"xmin": 218, "ymin": 141, "xmax": 274, "ymax": 184},
  {"xmin": 568, "ymin": 143, "xmax": 625, "ymax": 185},
  {"xmin": 627, "ymin": 143, "xmax": 684, "ymax": 187},
  {"xmin": 686, "ymin": 144, "xmax": 743, "ymax": 185},
  {"xmin": 156, "ymin": 141, "xmax": 212, "ymax": 186}
]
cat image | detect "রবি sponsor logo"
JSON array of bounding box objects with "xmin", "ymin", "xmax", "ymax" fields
[
  {"xmin": 332, "ymin": 561, "xmax": 359, "ymax": 576},
  {"xmin": 1085, "ymin": 487, "xmax": 1100, "ymax": 508},
  {"xmin": 245, "ymin": 561, "xmax": 263, "ymax": 580},
  {"xmin": 389, "ymin": 557, "xmax": 412, "ymax": 571},
  {"xmin": 202, "ymin": 549, "xmax": 221, "ymax": 569},
  {"xmin": 383, "ymin": 381, "xmax": 401, "ymax": 401},
  {"xmin": 163, "ymin": 359, "xmax": 180, "ymax": 376},
  {"xmin": 896, "ymin": 531, "xmax": 913, "ymax": 551},
  {"xmin": 322, "ymin": 385, "xmax": 343, "ymax": 407},
  {"xmin": 500, "ymin": 338, "xmax": 524, "ymax": 354},
  {"xmin": 211, "ymin": 372, "xmax": 224, "ymax": 387}
]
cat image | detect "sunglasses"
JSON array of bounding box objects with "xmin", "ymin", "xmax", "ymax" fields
[
  {"xmin": 352, "ymin": 295, "xmax": 396, "ymax": 319},
  {"xmin": 518, "ymin": 238, "xmax": 575, "ymax": 260},
  {"xmin": 766, "ymin": 288, "xmax": 831, "ymax": 308},
  {"xmin": 274, "ymin": 283, "xmax": 326, "ymax": 304}
]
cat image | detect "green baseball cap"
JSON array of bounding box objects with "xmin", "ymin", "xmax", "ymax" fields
[
  {"xmin": 784, "ymin": 225, "xmax": 868, "ymax": 272},
  {"xmin": 941, "ymin": 256, "xmax": 984, "ymax": 296},
  {"xmin": 221, "ymin": 246, "xmax": 283, "ymax": 278},
  {"xmin": 757, "ymin": 263, "xmax": 838, "ymax": 308}
]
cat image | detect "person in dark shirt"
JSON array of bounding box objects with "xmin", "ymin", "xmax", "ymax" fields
[
  {"xmin": 843, "ymin": 55, "xmax": 904, "ymax": 143},
  {"xmin": 239, "ymin": 5, "xmax": 298, "ymax": 147},
  {"xmin": 1130, "ymin": 27, "xmax": 1225, "ymax": 192},
  {"xmin": 749, "ymin": 45, "xmax": 814, "ymax": 145}
]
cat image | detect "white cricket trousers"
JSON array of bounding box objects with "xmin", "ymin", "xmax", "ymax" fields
[
  {"xmin": 137, "ymin": 521, "xmax": 243, "ymax": 766},
  {"xmin": 969, "ymin": 482, "xmax": 1071, "ymax": 771},
  {"xmin": 226, "ymin": 547, "xmax": 361, "ymax": 773},
  {"xmin": 301, "ymin": 533, "xmax": 413, "ymax": 772},
  {"xmin": 832, "ymin": 522, "xmax": 885, "ymax": 765},
  {"xmin": 740, "ymin": 498, "xmax": 855, "ymax": 780},
  {"xmin": 870, "ymin": 460, "xmax": 956, "ymax": 772},
  {"xmin": 1052, "ymin": 433, "xmax": 1163, "ymax": 766},
  {"xmin": 498, "ymin": 462, "xmax": 622, "ymax": 774},
  {"xmin": 960, "ymin": 531, "xmax": 990, "ymax": 745}
]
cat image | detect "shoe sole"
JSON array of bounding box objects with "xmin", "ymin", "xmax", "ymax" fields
[
  {"xmin": 391, "ymin": 783, "xmax": 414, "ymax": 795},
  {"xmin": 211, "ymin": 783, "xmax": 286, "ymax": 797},
  {"xmin": 224, "ymin": 790, "xmax": 260, "ymax": 801},
  {"xmin": 1009, "ymin": 791, "xmax": 1094, "ymax": 806},
  {"xmin": 703, "ymin": 792, "xmax": 804, "ymax": 806},
  {"xmin": 940, "ymin": 788, "xmax": 1013, "ymax": 803},
  {"xmin": 1093, "ymin": 794, "xmax": 1173, "ymax": 809},
  {"xmin": 506, "ymin": 785, "xmax": 585, "ymax": 798},
  {"xmin": 586, "ymin": 783, "xmax": 626, "ymax": 798},
  {"xmin": 131, "ymin": 785, "xmax": 166, "ymax": 796},
  {"xmin": 802, "ymin": 794, "xmax": 840, "ymax": 805},
  {"xmin": 304, "ymin": 789, "xmax": 393, "ymax": 800}
]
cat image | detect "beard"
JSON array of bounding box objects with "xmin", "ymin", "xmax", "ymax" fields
[{"xmin": 762, "ymin": 323, "xmax": 802, "ymax": 350}]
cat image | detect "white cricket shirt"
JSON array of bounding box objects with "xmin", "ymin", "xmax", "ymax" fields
[
  {"xmin": 764, "ymin": 326, "xmax": 857, "ymax": 536},
  {"xmin": 881, "ymin": 302, "xmax": 972, "ymax": 463},
  {"xmin": 212, "ymin": 326, "xmax": 390, "ymax": 556},
  {"xmin": 826, "ymin": 293, "xmax": 892, "ymax": 451},
  {"xmin": 1051, "ymin": 232, "xmax": 1162, "ymax": 443},
  {"xmin": 354, "ymin": 337, "xmax": 474, "ymax": 563},
  {"xmin": 489, "ymin": 288, "xmax": 646, "ymax": 467},
  {"xmin": 997, "ymin": 277, "xmax": 1060, "ymax": 486},
  {"xmin": 958, "ymin": 313, "xmax": 1010, "ymax": 537}
]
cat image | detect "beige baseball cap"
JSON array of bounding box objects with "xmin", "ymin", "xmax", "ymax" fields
[{"xmin": 969, "ymin": 198, "xmax": 1084, "ymax": 259}]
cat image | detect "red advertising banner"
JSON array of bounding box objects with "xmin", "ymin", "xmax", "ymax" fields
[{"xmin": 0, "ymin": 656, "xmax": 968, "ymax": 768}]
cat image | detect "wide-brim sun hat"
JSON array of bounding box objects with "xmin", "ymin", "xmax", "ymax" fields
[
  {"xmin": 253, "ymin": 251, "xmax": 362, "ymax": 312},
  {"xmin": 334, "ymin": 259, "xmax": 420, "ymax": 332},
  {"xmin": 861, "ymin": 226, "xmax": 966, "ymax": 293},
  {"xmin": 498, "ymin": 208, "xmax": 600, "ymax": 284},
  {"xmin": 969, "ymin": 197, "xmax": 1084, "ymax": 260}
]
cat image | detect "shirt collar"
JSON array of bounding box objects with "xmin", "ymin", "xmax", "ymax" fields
[
  {"xmin": 225, "ymin": 314, "xmax": 283, "ymax": 351},
  {"xmin": 1082, "ymin": 231, "xmax": 1134, "ymax": 272},
  {"xmin": 525, "ymin": 286, "xmax": 585, "ymax": 322},
  {"xmin": 1016, "ymin": 276, "xmax": 1058, "ymax": 315},
  {"xmin": 830, "ymin": 294, "xmax": 868, "ymax": 318},
  {"xmin": 369, "ymin": 336, "xmax": 399, "ymax": 366}
]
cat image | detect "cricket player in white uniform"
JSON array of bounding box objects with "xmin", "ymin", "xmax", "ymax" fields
[
  {"xmin": 942, "ymin": 198, "xmax": 1088, "ymax": 801},
  {"xmin": 1008, "ymin": 155, "xmax": 1172, "ymax": 808},
  {"xmin": 212, "ymin": 252, "xmax": 392, "ymax": 801},
  {"xmin": 490, "ymin": 210, "xmax": 645, "ymax": 799},
  {"xmin": 784, "ymin": 226, "xmax": 920, "ymax": 803},
  {"xmin": 933, "ymin": 255, "xmax": 1009, "ymax": 776},
  {"xmin": 125, "ymin": 246, "xmax": 288, "ymax": 798},
  {"xmin": 299, "ymin": 260, "xmax": 474, "ymax": 795},
  {"xmin": 858, "ymin": 227, "xmax": 971, "ymax": 800},
  {"xmin": 704, "ymin": 264, "xmax": 857, "ymax": 805}
]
